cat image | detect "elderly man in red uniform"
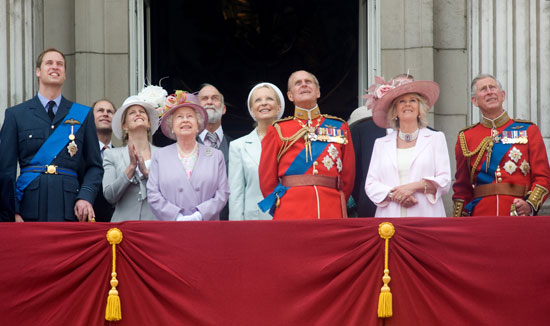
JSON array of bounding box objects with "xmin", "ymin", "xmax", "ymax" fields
[
  {"xmin": 258, "ymin": 70, "xmax": 355, "ymax": 219},
  {"xmin": 453, "ymin": 74, "xmax": 550, "ymax": 216}
]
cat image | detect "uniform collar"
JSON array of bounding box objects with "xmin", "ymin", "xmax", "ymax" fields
[
  {"xmin": 480, "ymin": 111, "xmax": 510, "ymax": 128},
  {"xmin": 294, "ymin": 105, "xmax": 321, "ymax": 120}
]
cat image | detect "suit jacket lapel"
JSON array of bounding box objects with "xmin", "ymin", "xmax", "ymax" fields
[
  {"xmin": 171, "ymin": 144, "xmax": 200, "ymax": 202},
  {"xmin": 383, "ymin": 132, "xmax": 398, "ymax": 171},
  {"xmin": 30, "ymin": 96, "xmax": 52, "ymax": 124},
  {"xmin": 52, "ymin": 97, "xmax": 73, "ymax": 124},
  {"xmin": 243, "ymin": 130, "xmax": 261, "ymax": 167},
  {"xmin": 410, "ymin": 128, "xmax": 431, "ymax": 167}
]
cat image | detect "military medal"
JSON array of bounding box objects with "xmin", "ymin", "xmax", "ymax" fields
[
  {"xmin": 67, "ymin": 141, "xmax": 78, "ymax": 157},
  {"xmin": 491, "ymin": 128, "xmax": 501, "ymax": 143},
  {"xmin": 508, "ymin": 147, "xmax": 522, "ymax": 163},
  {"xmin": 502, "ymin": 130, "xmax": 528, "ymax": 144},
  {"xmin": 520, "ymin": 160, "xmax": 531, "ymax": 176},
  {"xmin": 503, "ymin": 160, "xmax": 517, "ymax": 175},
  {"xmin": 64, "ymin": 118, "xmax": 81, "ymax": 157}
]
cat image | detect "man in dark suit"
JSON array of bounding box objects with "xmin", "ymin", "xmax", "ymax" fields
[
  {"xmin": 0, "ymin": 174, "xmax": 15, "ymax": 221},
  {"xmin": 0, "ymin": 48, "xmax": 103, "ymax": 222},
  {"xmin": 91, "ymin": 99, "xmax": 116, "ymax": 222},
  {"xmin": 196, "ymin": 83, "xmax": 232, "ymax": 220},
  {"xmin": 349, "ymin": 117, "xmax": 387, "ymax": 217}
]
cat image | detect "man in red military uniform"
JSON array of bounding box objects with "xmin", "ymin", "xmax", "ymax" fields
[
  {"xmin": 453, "ymin": 74, "xmax": 550, "ymax": 216},
  {"xmin": 259, "ymin": 70, "xmax": 355, "ymax": 219}
]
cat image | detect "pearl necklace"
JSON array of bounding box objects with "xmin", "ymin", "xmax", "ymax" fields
[{"xmin": 398, "ymin": 129, "xmax": 419, "ymax": 142}]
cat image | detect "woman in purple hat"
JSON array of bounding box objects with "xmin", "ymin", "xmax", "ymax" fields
[
  {"xmin": 147, "ymin": 91, "xmax": 230, "ymax": 221},
  {"xmin": 364, "ymin": 77, "xmax": 451, "ymax": 217}
]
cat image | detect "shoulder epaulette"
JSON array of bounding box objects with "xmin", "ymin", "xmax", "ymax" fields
[
  {"xmin": 459, "ymin": 122, "xmax": 479, "ymax": 133},
  {"xmin": 513, "ymin": 119, "xmax": 534, "ymax": 125},
  {"xmin": 272, "ymin": 116, "xmax": 293, "ymax": 126},
  {"xmin": 322, "ymin": 114, "xmax": 346, "ymax": 123}
]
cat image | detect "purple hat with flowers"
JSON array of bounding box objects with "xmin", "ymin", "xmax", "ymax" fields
[
  {"xmin": 158, "ymin": 91, "xmax": 208, "ymax": 140},
  {"xmin": 363, "ymin": 76, "xmax": 440, "ymax": 128}
]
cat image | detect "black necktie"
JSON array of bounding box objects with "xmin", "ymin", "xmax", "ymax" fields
[{"xmin": 47, "ymin": 101, "xmax": 55, "ymax": 121}]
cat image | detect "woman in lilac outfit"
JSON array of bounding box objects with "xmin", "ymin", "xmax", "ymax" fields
[{"xmin": 147, "ymin": 91, "xmax": 229, "ymax": 221}]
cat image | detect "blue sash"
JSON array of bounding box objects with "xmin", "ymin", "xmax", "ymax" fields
[
  {"xmin": 465, "ymin": 121, "xmax": 530, "ymax": 213},
  {"xmin": 15, "ymin": 103, "xmax": 91, "ymax": 202},
  {"xmin": 258, "ymin": 118, "xmax": 344, "ymax": 215}
]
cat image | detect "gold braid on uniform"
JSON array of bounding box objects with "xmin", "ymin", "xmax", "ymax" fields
[
  {"xmin": 274, "ymin": 123, "xmax": 309, "ymax": 162},
  {"xmin": 459, "ymin": 131, "xmax": 493, "ymax": 184},
  {"xmin": 525, "ymin": 185, "xmax": 549, "ymax": 213}
]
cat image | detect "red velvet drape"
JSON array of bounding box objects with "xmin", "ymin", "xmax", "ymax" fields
[{"xmin": 1, "ymin": 217, "xmax": 549, "ymax": 326}]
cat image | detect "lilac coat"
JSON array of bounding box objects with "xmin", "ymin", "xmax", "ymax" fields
[
  {"xmin": 147, "ymin": 143, "xmax": 230, "ymax": 220},
  {"xmin": 365, "ymin": 128, "xmax": 451, "ymax": 217}
]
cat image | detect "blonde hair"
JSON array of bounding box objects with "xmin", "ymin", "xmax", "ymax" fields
[
  {"xmin": 248, "ymin": 84, "xmax": 281, "ymax": 109},
  {"xmin": 387, "ymin": 93, "xmax": 429, "ymax": 129}
]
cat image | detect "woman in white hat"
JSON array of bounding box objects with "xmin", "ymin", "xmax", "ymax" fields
[
  {"xmin": 102, "ymin": 86, "xmax": 166, "ymax": 221},
  {"xmin": 228, "ymin": 82, "xmax": 284, "ymax": 220},
  {"xmin": 364, "ymin": 77, "xmax": 451, "ymax": 217},
  {"xmin": 147, "ymin": 91, "xmax": 229, "ymax": 221}
]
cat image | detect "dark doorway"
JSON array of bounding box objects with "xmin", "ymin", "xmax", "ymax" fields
[{"xmin": 148, "ymin": 0, "xmax": 359, "ymax": 140}]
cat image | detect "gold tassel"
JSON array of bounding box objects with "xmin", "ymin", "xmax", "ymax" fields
[
  {"xmin": 105, "ymin": 228, "xmax": 123, "ymax": 321},
  {"xmin": 378, "ymin": 222, "xmax": 395, "ymax": 318}
]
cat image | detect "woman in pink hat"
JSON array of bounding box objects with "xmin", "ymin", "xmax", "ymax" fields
[
  {"xmin": 147, "ymin": 91, "xmax": 230, "ymax": 221},
  {"xmin": 364, "ymin": 77, "xmax": 451, "ymax": 217}
]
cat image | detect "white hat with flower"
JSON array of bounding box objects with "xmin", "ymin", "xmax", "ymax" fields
[
  {"xmin": 112, "ymin": 85, "xmax": 168, "ymax": 139},
  {"xmin": 363, "ymin": 76, "xmax": 439, "ymax": 128}
]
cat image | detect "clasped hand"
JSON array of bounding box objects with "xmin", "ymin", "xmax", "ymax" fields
[
  {"xmin": 126, "ymin": 142, "xmax": 149, "ymax": 179},
  {"xmin": 390, "ymin": 183, "xmax": 418, "ymax": 208}
]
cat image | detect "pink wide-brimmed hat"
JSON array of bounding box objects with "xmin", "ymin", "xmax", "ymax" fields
[
  {"xmin": 158, "ymin": 91, "xmax": 208, "ymax": 140},
  {"xmin": 363, "ymin": 76, "xmax": 440, "ymax": 128}
]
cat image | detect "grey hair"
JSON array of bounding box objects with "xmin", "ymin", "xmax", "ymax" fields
[
  {"xmin": 471, "ymin": 74, "xmax": 503, "ymax": 96},
  {"xmin": 199, "ymin": 83, "xmax": 225, "ymax": 107},
  {"xmin": 287, "ymin": 70, "xmax": 320, "ymax": 92},
  {"xmin": 387, "ymin": 93, "xmax": 429, "ymax": 129},
  {"xmin": 167, "ymin": 106, "xmax": 205, "ymax": 135}
]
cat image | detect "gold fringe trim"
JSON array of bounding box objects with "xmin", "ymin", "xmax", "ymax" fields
[
  {"xmin": 105, "ymin": 228, "xmax": 123, "ymax": 321},
  {"xmin": 378, "ymin": 222, "xmax": 395, "ymax": 318}
]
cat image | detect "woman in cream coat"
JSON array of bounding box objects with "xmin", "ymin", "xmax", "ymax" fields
[
  {"xmin": 364, "ymin": 78, "xmax": 451, "ymax": 217},
  {"xmin": 103, "ymin": 87, "xmax": 165, "ymax": 221},
  {"xmin": 228, "ymin": 83, "xmax": 284, "ymax": 220}
]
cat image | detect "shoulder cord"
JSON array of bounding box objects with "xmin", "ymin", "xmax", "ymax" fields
[
  {"xmin": 274, "ymin": 123, "xmax": 309, "ymax": 163},
  {"xmin": 459, "ymin": 131, "xmax": 493, "ymax": 184}
]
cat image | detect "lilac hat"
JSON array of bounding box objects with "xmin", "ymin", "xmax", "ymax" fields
[
  {"xmin": 159, "ymin": 91, "xmax": 208, "ymax": 140},
  {"xmin": 364, "ymin": 76, "xmax": 440, "ymax": 128},
  {"xmin": 246, "ymin": 82, "xmax": 285, "ymax": 121}
]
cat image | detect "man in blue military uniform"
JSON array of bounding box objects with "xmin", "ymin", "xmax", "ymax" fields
[{"xmin": 0, "ymin": 48, "xmax": 103, "ymax": 222}]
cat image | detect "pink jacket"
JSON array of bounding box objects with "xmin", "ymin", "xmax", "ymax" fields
[{"xmin": 365, "ymin": 128, "xmax": 451, "ymax": 217}]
